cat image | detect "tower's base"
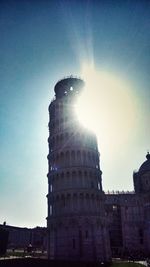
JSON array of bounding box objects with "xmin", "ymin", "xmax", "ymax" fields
[{"xmin": 48, "ymin": 216, "xmax": 111, "ymax": 262}]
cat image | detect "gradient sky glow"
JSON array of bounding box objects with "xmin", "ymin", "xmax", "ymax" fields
[{"xmin": 0, "ymin": 0, "xmax": 150, "ymax": 227}]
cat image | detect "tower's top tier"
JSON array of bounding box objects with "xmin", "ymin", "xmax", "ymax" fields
[{"xmin": 54, "ymin": 76, "xmax": 85, "ymax": 99}]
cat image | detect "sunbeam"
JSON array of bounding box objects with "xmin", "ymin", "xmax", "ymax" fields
[{"xmin": 75, "ymin": 62, "xmax": 138, "ymax": 153}]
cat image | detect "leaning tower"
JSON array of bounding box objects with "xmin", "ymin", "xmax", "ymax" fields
[{"xmin": 47, "ymin": 77, "xmax": 111, "ymax": 261}]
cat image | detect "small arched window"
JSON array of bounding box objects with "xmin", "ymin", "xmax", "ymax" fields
[
  {"xmin": 50, "ymin": 184, "xmax": 53, "ymax": 192},
  {"xmin": 50, "ymin": 205, "xmax": 52, "ymax": 215},
  {"xmin": 98, "ymin": 182, "xmax": 101, "ymax": 190}
]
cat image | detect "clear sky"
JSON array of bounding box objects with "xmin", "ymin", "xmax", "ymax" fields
[{"xmin": 0, "ymin": 0, "xmax": 149, "ymax": 228}]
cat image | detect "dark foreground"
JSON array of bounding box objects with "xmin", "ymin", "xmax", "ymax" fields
[{"xmin": 0, "ymin": 258, "xmax": 112, "ymax": 267}]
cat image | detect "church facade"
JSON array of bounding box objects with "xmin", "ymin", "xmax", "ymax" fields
[
  {"xmin": 47, "ymin": 76, "xmax": 150, "ymax": 261},
  {"xmin": 106, "ymin": 152, "xmax": 150, "ymax": 259}
]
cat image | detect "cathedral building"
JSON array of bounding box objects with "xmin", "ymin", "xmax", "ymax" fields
[
  {"xmin": 47, "ymin": 76, "xmax": 150, "ymax": 261},
  {"xmin": 106, "ymin": 152, "xmax": 150, "ymax": 258}
]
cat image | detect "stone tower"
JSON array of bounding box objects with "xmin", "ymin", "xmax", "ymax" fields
[{"xmin": 47, "ymin": 77, "xmax": 111, "ymax": 261}]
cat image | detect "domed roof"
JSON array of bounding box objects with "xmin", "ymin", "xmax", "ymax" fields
[{"xmin": 139, "ymin": 152, "xmax": 150, "ymax": 172}]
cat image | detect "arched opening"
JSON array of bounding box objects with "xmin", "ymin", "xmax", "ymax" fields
[
  {"xmin": 65, "ymin": 132, "xmax": 69, "ymax": 140},
  {"xmin": 71, "ymin": 150, "xmax": 75, "ymax": 161},
  {"xmin": 77, "ymin": 150, "xmax": 81, "ymax": 162},
  {"xmin": 78, "ymin": 170, "xmax": 82, "ymax": 177},
  {"xmin": 60, "ymin": 152, "xmax": 64, "ymax": 165},
  {"xmin": 66, "ymin": 171, "xmax": 70, "ymax": 178},
  {"xmin": 72, "ymin": 171, "xmax": 76, "ymax": 178},
  {"xmin": 88, "ymin": 151, "xmax": 91, "ymax": 161},
  {"xmin": 56, "ymin": 135, "xmax": 59, "ymax": 145},
  {"xmin": 83, "ymin": 150, "xmax": 86, "ymax": 164},
  {"xmin": 66, "ymin": 151, "xmax": 70, "ymax": 162},
  {"xmin": 61, "ymin": 194, "xmax": 65, "ymax": 207}
]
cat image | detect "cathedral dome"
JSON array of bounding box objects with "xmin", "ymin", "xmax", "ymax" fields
[{"xmin": 139, "ymin": 152, "xmax": 150, "ymax": 173}]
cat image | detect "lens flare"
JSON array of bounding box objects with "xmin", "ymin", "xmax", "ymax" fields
[{"xmin": 75, "ymin": 63, "xmax": 138, "ymax": 152}]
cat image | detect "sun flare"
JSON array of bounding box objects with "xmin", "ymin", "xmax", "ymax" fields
[{"xmin": 75, "ymin": 63, "xmax": 138, "ymax": 153}]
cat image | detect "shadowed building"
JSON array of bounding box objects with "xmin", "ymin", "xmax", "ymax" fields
[
  {"xmin": 105, "ymin": 152, "xmax": 150, "ymax": 258},
  {"xmin": 0, "ymin": 223, "xmax": 47, "ymax": 251},
  {"xmin": 47, "ymin": 77, "xmax": 111, "ymax": 261},
  {"xmin": 0, "ymin": 226, "xmax": 9, "ymax": 255}
]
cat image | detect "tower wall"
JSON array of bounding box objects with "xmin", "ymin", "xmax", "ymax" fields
[{"xmin": 47, "ymin": 77, "xmax": 111, "ymax": 261}]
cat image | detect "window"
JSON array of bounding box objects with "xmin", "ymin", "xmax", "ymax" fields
[
  {"xmin": 112, "ymin": 205, "xmax": 117, "ymax": 211},
  {"xmin": 98, "ymin": 182, "xmax": 101, "ymax": 190},
  {"xmin": 50, "ymin": 205, "xmax": 52, "ymax": 215},
  {"xmin": 50, "ymin": 184, "xmax": 53, "ymax": 192}
]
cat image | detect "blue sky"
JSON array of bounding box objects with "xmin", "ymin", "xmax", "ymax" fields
[{"xmin": 0, "ymin": 0, "xmax": 150, "ymax": 227}]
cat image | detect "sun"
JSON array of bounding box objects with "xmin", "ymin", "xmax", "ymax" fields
[{"xmin": 75, "ymin": 62, "xmax": 138, "ymax": 153}]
